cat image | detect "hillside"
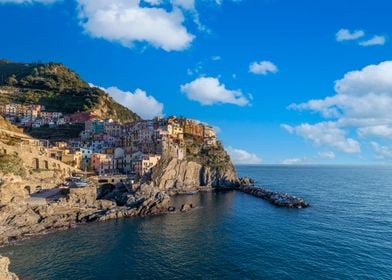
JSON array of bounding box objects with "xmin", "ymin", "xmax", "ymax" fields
[
  {"xmin": 0, "ymin": 59, "xmax": 140, "ymax": 123},
  {"xmin": 0, "ymin": 115, "xmax": 23, "ymax": 133}
]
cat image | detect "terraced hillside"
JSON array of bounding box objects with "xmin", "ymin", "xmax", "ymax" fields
[{"xmin": 0, "ymin": 59, "xmax": 139, "ymax": 123}]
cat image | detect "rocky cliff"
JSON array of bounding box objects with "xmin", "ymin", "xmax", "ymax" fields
[{"xmin": 150, "ymin": 141, "xmax": 238, "ymax": 194}]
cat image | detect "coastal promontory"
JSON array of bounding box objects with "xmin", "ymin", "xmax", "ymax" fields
[{"xmin": 0, "ymin": 59, "xmax": 308, "ymax": 248}]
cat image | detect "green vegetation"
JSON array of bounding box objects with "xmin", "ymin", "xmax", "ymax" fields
[
  {"xmin": 185, "ymin": 135, "xmax": 231, "ymax": 171},
  {"xmin": 0, "ymin": 154, "xmax": 26, "ymax": 177},
  {"xmin": 0, "ymin": 59, "xmax": 140, "ymax": 122},
  {"xmin": 27, "ymin": 123, "xmax": 84, "ymax": 141},
  {"xmin": 0, "ymin": 116, "xmax": 22, "ymax": 133}
]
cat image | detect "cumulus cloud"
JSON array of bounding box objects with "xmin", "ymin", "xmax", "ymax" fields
[
  {"xmin": 94, "ymin": 85, "xmax": 164, "ymax": 119},
  {"xmin": 77, "ymin": 0, "xmax": 194, "ymax": 51},
  {"xmin": 336, "ymin": 28, "xmax": 365, "ymax": 41},
  {"xmin": 359, "ymin": 35, "xmax": 386, "ymax": 46},
  {"xmin": 249, "ymin": 61, "xmax": 278, "ymax": 75},
  {"xmin": 180, "ymin": 77, "xmax": 249, "ymax": 106},
  {"xmin": 286, "ymin": 61, "xmax": 392, "ymax": 160},
  {"xmin": 282, "ymin": 122, "xmax": 361, "ymax": 153},
  {"xmin": 226, "ymin": 146, "xmax": 262, "ymax": 165},
  {"xmin": 371, "ymin": 142, "xmax": 392, "ymax": 160},
  {"xmin": 290, "ymin": 61, "xmax": 392, "ymax": 128},
  {"xmin": 3, "ymin": 0, "xmax": 243, "ymax": 51},
  {"xmin": 358, "ymin": 125, "xmax": 392, "ymax": 139}
]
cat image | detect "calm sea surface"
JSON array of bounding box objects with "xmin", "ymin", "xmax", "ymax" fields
[{"xmin": 1, "ymin": 165, "xmax": 392, "ymax": 279}]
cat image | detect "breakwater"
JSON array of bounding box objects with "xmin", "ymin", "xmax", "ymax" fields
[
  {"xmin": 220, "ymin": 177, "xmax": 309, "ymax": 208},
  {"xmin": 236, "ymin": 184, "xmax": 309, "ymax": 208}
]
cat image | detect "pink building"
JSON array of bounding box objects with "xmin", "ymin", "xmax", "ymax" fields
[{"xmin": 91, "ymin": 153, "xmax": 114, "ymax": 175}]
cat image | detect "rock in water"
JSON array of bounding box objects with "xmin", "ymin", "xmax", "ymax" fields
[
  {"xmin": 180, "ymin": 203, "xmax": 194, "ymax": 212},
  {"xmin": 0, "ymin": 256, "xmax": 19, "ymax": 280}
]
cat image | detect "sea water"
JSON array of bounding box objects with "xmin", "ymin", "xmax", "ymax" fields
[{"xmin": 1, "ymin": 165, "xmax": 392, "ymax": 279}]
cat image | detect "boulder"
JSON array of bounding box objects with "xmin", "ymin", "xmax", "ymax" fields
[
  {"xmin": 180, "ymin": 203, "xmax": 194, "ymax": 212},
  {"xmin": 0, "ymin": 174, "xmax": 27, "ymax": 206},
  {"xmin": 0, "ymin": 256, "xmax": 19, "ymax": 280}
]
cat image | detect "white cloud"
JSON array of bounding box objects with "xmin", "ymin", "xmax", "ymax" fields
[
  {"xmin": 281, "ymin": 157, "xmax": 311, "ymax": 165},
  {"xmin": 359, "ymin": 35, "xmax": 386, "ymax": 46},
  {"xmin": 180, "ymin": 77, "xmax": 249, "ymax": 106},
  {"xmin": 143, "ymin": 0, "xmax": 163, "ymax": 5},
  {"xmin": 249, "ymin": 61, "xmax": 278, "ymax": 75},
  {"xmin": 286, "ymin": 61, "xmax": 392, "ymax": 160},
  {"xmin": 358, "ymin": 125, "xmax": 392, "ymax": 139},
  {"xmin": 281, "ymin": 151, "xmax": 335, "ymax": 165},
  {"xmin": 94, "ymin": 85, "xmax": 164, "ymax": 119},
  {"xmin": 171, "ymin": 0, "xmax": 195, "ymax": 10},
  {"xmin": 318, "ymin": 151, "xmax": 335, "ymax": 159},
  {"xmin": 226, "ymin": 146, "xmax": 262, "ymax": 165},
  {"xmin": 290, "ymin": 61, "xmax": 392, "ymax": 128},
  {"xmin": 77, "ymin": 0, "xmax": 194, "ymax": 52},
  {"xmin": 336, "ymin": 28, "xmax": 365, "ymax": 41},
  {"xmin": 186, "ymin": 61, "xmax": 204, "ymax": 76},
  {"xmin": 2, "ymin": 0, "xmax": 243, "ymax": 51},
  {"xmin": 371, "ymin": 142, "xmax": 392, "ymax": 160},
  {"xmin": 282, "ymin": 122, "xmax": 360, "ymax": 153},
  {"xmin": 335, "ymin": 28, "xmax": 386, "ymax": 47}
]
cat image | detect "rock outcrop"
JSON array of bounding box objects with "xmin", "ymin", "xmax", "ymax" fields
[
  {"xmin": 0, "ymin": 179, "xmax": 170, "ymax": 246},
  {"xmin": 150, "ymin": 153, "xmax": 237, "ymax": 194},
  {"xmin": 0, "ymin": 256, "xmax": 19, "ymax": 280},
  {"xmin": 0, "ymin": 174, "xmax": 27, "ymax": 205}
]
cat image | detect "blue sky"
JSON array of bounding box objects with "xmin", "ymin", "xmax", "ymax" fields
[{"xmin": 1, "ymin": 0, "xmax": 392, "ymax": 164}]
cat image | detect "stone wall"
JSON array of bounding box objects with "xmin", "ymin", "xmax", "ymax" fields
[{"xmin": 0, "ymin": 141, "xmax": 79, "ymax": 176}]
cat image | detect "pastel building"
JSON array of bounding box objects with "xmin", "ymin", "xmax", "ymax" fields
[
  {"xmin": 61, "ymin": 151, "xmax": 82, "ymax": 169},
  {"xmin": 91, "ymin": 153, "xmax": 115, "ymax": 176},
  {"xmin": 133, "ymin": 154, "xmax": 161, "ymax": 176}
]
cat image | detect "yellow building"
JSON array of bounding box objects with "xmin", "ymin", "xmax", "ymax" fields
[
  {"xmin": 134, "ymin": 154, "xmax": 161, "ymax": 176},
  {"xmin": 167, "ymin": 123, "xmax": 184, "ymax": 141},
  {"xmin": 48, "ymin": 147, "xmax": 69, "ymax": 161},
  {"xmin": 48, "ymin": 147, "xmax": 82, "ymax": 169},
  {"xmin": 62, "ymin": 151, "xmax": 82, "ymax": 169}
]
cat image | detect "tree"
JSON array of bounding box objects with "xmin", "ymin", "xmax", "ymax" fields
[{"xmin": 5, "ymin": 75, "xmax": 18, "ymax": 86}]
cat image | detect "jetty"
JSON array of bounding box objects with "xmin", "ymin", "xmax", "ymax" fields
[
  {"xmin": 221, "ymin": 178, "xmax": 310, "ymax": 209},
  {"xmin": 237, "ymin": 184, "xmax": 309, "ymax": 208}
]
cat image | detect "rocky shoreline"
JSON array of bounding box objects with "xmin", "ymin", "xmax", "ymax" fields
[
  {"xmin": 0, "ymin": 177, "xmax": 171, "ymax": 247},
  {"xmin": 0, "ymin": 256, "xmax": 19, "ymax": 280},
  {"xmin": 225, "ymin": 178, "xmax": 310, "ymax": 209},
  {"xmin": 0, "ymin": 176, "xmax": 309, "ymax": 247},
  {"xmin": 0, "ymin": 176, "xmax": 309, "ymax": 280}
]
